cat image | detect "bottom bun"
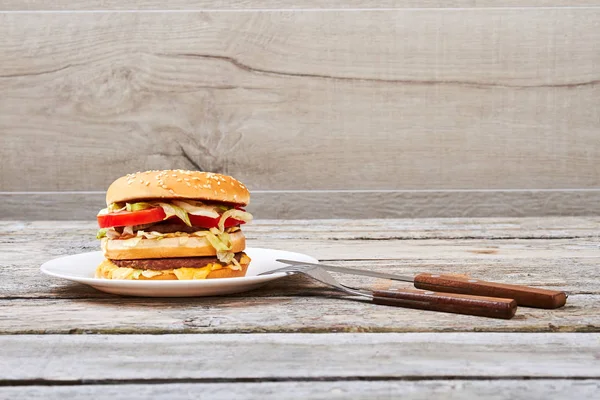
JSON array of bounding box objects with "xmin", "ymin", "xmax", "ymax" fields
[{"xmin": 96, "ymin": 253, "xmax": 251, "ymax": 280}]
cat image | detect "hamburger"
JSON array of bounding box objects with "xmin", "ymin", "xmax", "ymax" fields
[{"xmin": 95, "ymin": 170, "xmax": 253, "ymax": 280}]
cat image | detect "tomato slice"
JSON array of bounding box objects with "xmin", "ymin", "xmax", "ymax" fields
[
  {"xmin": 97, "ymin": 207, "xmax": 166, "ymax": 228},
  {"xmin": 188, "ymin": 214, "xmax": 245, "ymax": 229}
]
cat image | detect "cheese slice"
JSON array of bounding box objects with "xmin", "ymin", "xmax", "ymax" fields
[{"xmin": 95, "ymin": 260, "xmax": 231, "ymax": 280}]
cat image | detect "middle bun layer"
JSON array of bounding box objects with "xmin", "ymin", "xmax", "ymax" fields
[{"xmin": 102, "ymin": 230, "xmax": 246, "ymax": 260}]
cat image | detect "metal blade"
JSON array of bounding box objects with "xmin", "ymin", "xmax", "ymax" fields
[{"xmin": 276, "ymin": 259, "xmax": 415, "ymax": 283}]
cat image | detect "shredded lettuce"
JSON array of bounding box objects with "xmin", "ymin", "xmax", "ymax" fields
[
  {"xmin": 126, "ymin": 202, "xmax": 153, "ymax": 212},
  {"xmin": 98, "ymin": 203, "xmax": 125, "ymax": 216},
  {"xmin": 217, "ymin": 209, "xmax": 253, "ymax": 232},
  {"xmin": 111, "ymin": 267, "xmax": 135, "ymax": 280},
  {"xmin": 106, "ymin": 229, "xmax": 120, "ymax": 239},
  {"xmin": 155, "ymin": 202, "xmax": 191, "ymax": 227},
  {"xmin": 96, "ymin": 229, "xmax": 107, "ymax": 239},
  {"xmin": 204, "ymin": 232, "xmax": 231, "ymax": 252},
  {"xmin": 172, "ymin": 200, "xmax": 220, "ymax": 218},
  {"xmin": 141, "ymin": 270, "xmax": 163, "ymax": 278},
  {"xmin": 136, "ymin": 230, "xmax": 165, "ymax": 240}
]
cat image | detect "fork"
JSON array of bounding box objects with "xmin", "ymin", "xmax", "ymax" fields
[{"xmin": 261, "ymin": 265, "xmax": 517, "ymax": 319}]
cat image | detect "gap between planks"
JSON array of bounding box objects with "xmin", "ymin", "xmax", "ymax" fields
[
  {"xmin": 1, "ymin": 380, "xmax": 599, "ymax": 400},
  {"xmin": 1, "ymin": 376, "xmax": 599, "ymax": 387}
]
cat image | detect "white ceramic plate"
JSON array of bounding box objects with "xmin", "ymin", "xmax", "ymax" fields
[{"xmin": 40, "ymin": 247, "xmax": 317, "ymax": 297}]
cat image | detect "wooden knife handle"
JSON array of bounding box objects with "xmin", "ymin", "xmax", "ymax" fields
[
  {"xmin": 413, "ymin": 273, "xmax": 567, "ymax": 309},
  {"xmin": 371, "ymin": 288, "xmax": 517, "ymax": 319}
]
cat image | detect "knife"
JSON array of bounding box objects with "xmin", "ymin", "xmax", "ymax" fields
[{"xmin": 276, "ymin": 259, "xmax": 567, "ymax": 309}]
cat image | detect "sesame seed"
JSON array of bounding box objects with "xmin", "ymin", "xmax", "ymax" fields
[
  {"xmin": 145, "ymin": 182, "xmax": 150, "ymax": 186},
  {"xmin": 176, "ymin": 178, "xmax": 182, "ymax": 182},
  {"xmin": 139, "ymin": 179, "xmax": 143, "ymax": 183},
  {"xmin": 161, "ymin": 184, "xmax": 168, "ymax": 189},
  {"xmin": 169, "ymin": 189, "xmax": 175, "ymax": 194},
  {"xmin": 184, "ymin": 178, "xmax": 190, "ymax": 181},
  {"xmin": 217, "ymin": 181, "xmax": 221, "ymax": 185},
  {"xmin": 186, "ymin": 182, "xmax": 191, "ymax": 187}
]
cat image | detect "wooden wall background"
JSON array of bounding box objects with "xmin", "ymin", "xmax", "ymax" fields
[{"xmin": 1, "ymin": 2, "xmax": 599, "ymax": 219}]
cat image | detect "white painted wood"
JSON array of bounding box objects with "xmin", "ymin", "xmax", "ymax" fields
[
  {"xmin": 1, "ymin": 9, "xmax": 599, "ymax": 198},
  {"xmin": 5, "ymin": 217, "xmax": 600, "ymax": 240},
  {"xmin": 3, "ymin": 1, "xmax": 600, "ymax": 11},
  {"xmin": 5, "ymin": 190, "xmax": 600, "ymax": 220},
  {"xmin": 1, "ymin": 380, "xmax": 599, "ymax": 400},
  {"xmin": 1, "ymin": 333, "xmax": 598, "ymax": 380}
]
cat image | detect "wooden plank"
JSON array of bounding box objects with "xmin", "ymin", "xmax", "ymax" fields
[
  {"xmin": 1, "ymin": 219, "xmax": 599, "ymax": 299},
  {"xmin": 3, "ymin": 241, "xmax": 598, "ymax": 298},
  {"xmin": 1, "ymin": 333, "xmax": 598, "ymax": 380},
  {"xmin": 1, "ymin": 380, "xmax": 599, "ymax": 400},
  {"xmin": 5, "ymin": 190, "xmax": 600, "ymax": 220},
  {"xmin": 5, "ymin": 217, "xmax": 600, "ymax": 240},
  {"xmin": 1, "ymin": 218, "xmax": 596, "ymax": 332},
  {"xmin": 3, "ymin": 256, "xmax": 594, "ymax": 299},
  {"xmin": 3, "ymin": 2, "xmax": 600, "ymax": 11},
  {"xmin": 1, "ymin": 294, "xmax": 596, "ymax": 333},
  {"xmin": 1, "ymin": 10, "xmax": 599, "ymax": 194},
  {"xmin": 5, "ymin": 234, "xmax": 600, "ymax": 265}
]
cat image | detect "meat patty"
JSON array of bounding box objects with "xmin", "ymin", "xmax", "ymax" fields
[
  {"xmin": 138, "ymin": 222, "xmax": 201, "ymax": 234},
  {"xmin": 114, "ymin": 222, "xmax": 200, "ymax": 234},
  {"xmin": 110, "ymin": 252, "xmax": 245, "ymax": 270}
]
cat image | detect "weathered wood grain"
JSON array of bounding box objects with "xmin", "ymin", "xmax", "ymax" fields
[
  {"xmin": 1, "ymin": 333, "xmax": 598, "ymax": 379},
  {"xmin": 1, "ymin": 218, "xmax": 595, "ymax": 333},
  {"xmin": 0, "ymin": 294, "xmax": 596, "ymax": 334},
  {"xmin": 3, "ymin": 256, "xmax": 595, "ymax": 299},
  {"xmin": 4, "ymin": 2, "xmax": 600, "ymax": 11},
  {"xmin": 1, "ymin": 10, "xmax": 599, "ymax": 196},
  {"xmin": 2, "ymin": 219, "xmax": 598, "ymax": 296},
  {"xmin": 5, "ymin": 220, "xmax": 600, "ymax": 264},
  {"xmin": 6, "ymin": 190, "xmax": 600, "ymax": 220},
  {"xmin": 2, "ymin": 380, "xmax": 599, "ymax": 400},
  {"xmin": 1, "ymin": 218, "xmax": 597, "ymax": 396}
]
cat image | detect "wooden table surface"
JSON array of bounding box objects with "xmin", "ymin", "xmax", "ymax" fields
[{"xmin": 1, "ymin": 217, "xmax": 599, "ymax": 399}]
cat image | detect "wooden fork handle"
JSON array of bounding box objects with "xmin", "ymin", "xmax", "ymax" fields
[
  {"xmin": 372, "ymin": 288, "xmax": 517, "ymax": 319},
  {"xmin": 413, "ymin": 273, "xmax": 567, "ymax": 309}
]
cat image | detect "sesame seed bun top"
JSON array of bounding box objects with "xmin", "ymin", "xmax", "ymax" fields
[{"xmin": 105, "ymin": 170, "xmax": 250, "ymax": 206}]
